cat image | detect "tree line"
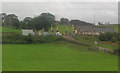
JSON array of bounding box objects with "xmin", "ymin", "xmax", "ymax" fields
[{"xmin": 1, "ymin": 13, "xmax": 92, "ymax": 31}]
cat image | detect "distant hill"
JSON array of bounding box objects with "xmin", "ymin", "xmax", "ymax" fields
[{"xmin": 70, "ymin": 20, "xmax": 93, "ymax": 26}]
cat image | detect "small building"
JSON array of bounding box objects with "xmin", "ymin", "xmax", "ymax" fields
[{"xmin": 22, "ymin": 29, "xmax": 34, "ymax": 35}]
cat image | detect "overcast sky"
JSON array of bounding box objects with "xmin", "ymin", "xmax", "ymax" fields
[
  {"xmin": 2, "ymin": 0, "xmax": 119, "ymax": 2},
  {"xmin": 2, "ymin": 2, "xmax": 118, "ymax": 24}
]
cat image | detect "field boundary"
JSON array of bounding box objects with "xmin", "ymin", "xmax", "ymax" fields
[{"xmin": 63, "ymin": 34, "xmax": 117, "ymax": 55}]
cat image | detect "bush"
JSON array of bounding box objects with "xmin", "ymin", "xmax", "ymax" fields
[
  {"xmin": 24, "ymin": 34, "xmax": 38, "ymax": 44},
  {"xmin": 99, "ymin": 33, "xmax": 108, "ymax": 41},
  {"xmin": 99, "ymin": 32, "xmax": 119, "ymax": 42},
  {"xmin": 111, "ymin": 37, "xmax": 117, "ymax": 42},
  {"xmin": 2, "ymin": 32, "xmax": 26, "ymax": 44},
  {"xmin": 2, "ymin": 32, "xmax": 64, "ymax": 44}
]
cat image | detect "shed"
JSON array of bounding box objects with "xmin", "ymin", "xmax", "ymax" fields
[{"xmin": 22, "ymin": 29, "xmax": 34, "ymax": 35}]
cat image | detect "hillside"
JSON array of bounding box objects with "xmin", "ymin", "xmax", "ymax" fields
[
  {"xmin": 109, "ymin": 24, "xmax": 119, "ymax": 32},
  {"xmin": 76, "ymin": 35, "xmax": 118, "ymax": 50},
  {"xmin": 70, "ymin": 20, "xmax": 93, "ymax": 26},
  {"xmin": 2, "ymin": 25, "xmax": 72, "ymax": 34},
  {"xmin": 2, "ymin": 26, "xmax": 118, "ymax": 71},
  {"xmin": 2, "ymin": 27, "xmax": 21, "ymax": 34},
  {"xmin": 48, "ymin": 24, "xmax": 73, "ymax": 34}
]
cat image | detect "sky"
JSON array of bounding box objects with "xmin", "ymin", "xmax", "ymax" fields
[
  {"xmin": 2, "ymin": 1, "xmax": 119, "ymax": 24},
  {"xmin": 1, "ymin": 0, "xmax": 119, "ymax": 2}
]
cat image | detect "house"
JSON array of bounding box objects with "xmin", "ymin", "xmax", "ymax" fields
[{"xmin": 75, "ymin": 25, "xmax": 115, "ymax": 35}]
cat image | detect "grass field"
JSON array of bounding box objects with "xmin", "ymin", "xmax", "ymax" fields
[
  {"xmin": 0, "ymin": 45, "xmax": 1, "ymax": 72},
  {"xmin": 48, "ymin": 24, "xmax": 73, "ymax": 34},
  {"xmin": 2, "ymin": 41, "xmax": 118, "ymax": 71},
  {"xmin": 109, "ymin": 24, "xmax": 119, "ymax": 32},
  {"xmin": 2, "ymin": 25, "xmax": 72, "ymax": 34},
  {"xmin": 2, "ymin": 27, "xmax": 21, "ymax": 34}
]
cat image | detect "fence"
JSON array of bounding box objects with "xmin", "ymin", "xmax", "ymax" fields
[{"xmin": 63, "ymin": 34, "xmax": 118, "ymax": 55}]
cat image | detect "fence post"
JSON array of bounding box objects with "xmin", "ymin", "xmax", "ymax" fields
[
  {"xmin": 88, "ymin": 46, "xmax": 90, "ymax": 51},
  {"xmin": 104, "ymin": 49, "xmax": 105, "ymax": 53},
  {"xmin": 96, "ymin": 47, "xmax": 98, "ymax": 52}
]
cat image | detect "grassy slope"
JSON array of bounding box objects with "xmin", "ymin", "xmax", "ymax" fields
[
  {"xmin": 48, "ymin": 24, "xmax": 73, "ymax": 34},
  {"xmin": 98, "ymin": 25, "xmax": 119, "ymax": 49},
  {"xmin": 2, "ymin": 41, "xmax": 118, "ymax": 71},
  {"xmin": 76, "ymin": 35, "xmax": 118, "ymax": 50},
  {"xmin": 51, "ymin": 24, "xmax": 118, "ymax": 50},
  {"xmin": 2, "ymin": 27, "xmax": 21, "ymax": 34},
  {"xmin": 2, "ymin": 26, "xmax": 118, "ymax": 50},
  {"xmin": 109, "ymin": 25, "xmax": 119, "ymax": 32},
  {"xmin": 2, "ymin": 25, "xmax": 72, "ymax": 34}
]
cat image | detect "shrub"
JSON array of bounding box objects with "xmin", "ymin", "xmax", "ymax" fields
[
  {"xmin": 99, "ymin": 32, "xmax": 119, "ymax": 42},
  {"xmin": 2, "ymin": 32, "xmax": 64, "ymax": 44},
  {"xmin": 99, "ymin": 33, "xmax": 108, "ymax": 41},
  {"xmin": 111, "ymin": 37, "xmax": 117, "ymax": 42},
  {"xmin": 2, "ymin": 32, "xmax": 26, "ymax": 44},
  {"xmin": 24, "ymin": 34, "xmax": 38, "ymax": 44}
]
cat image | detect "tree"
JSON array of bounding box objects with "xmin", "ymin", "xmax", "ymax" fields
[
  {"xmin": 99, "ymin": 32, "xmax": 119, "ymax": 42},
  {"xmin": 111, "ymin": 37, "xmax": 117, "ymax": 42},
  {"xmin": 98, "ymin": 22, "xmax": 105, "ymax": 28},
  {"xmin": 22, "ymin": 17, "xmax": 33, "ymax": 29},
  {"xmin": 4, "ymin": 14, "xmax": 20, "ymax": 28},
  {"xmin": 2, "ymin": 13, "xmax": 7, "ymax": 20},
  {"xmin": 33, "ymin": 13, "xmax": 55, "ymax": 31},
  {"xmin": 1, "ymin": 13, "xmax": 7, "ymax": 26},
  {"xmin": 60, "ymin": 18, "xmax": 69, "ymax": 25}
]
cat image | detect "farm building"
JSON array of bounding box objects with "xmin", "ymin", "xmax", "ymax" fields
[
  {"xmin": 74, "ymin": 25, "xmax": 115, "ymax": 35},
  {"xmin": 22, "ymin": 29, "xmax": 34, "ymax": 35}
]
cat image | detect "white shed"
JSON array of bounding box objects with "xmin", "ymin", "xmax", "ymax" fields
[{"xmin": 22, "ymin": 29, "xmax": 34, "ymax": 35}]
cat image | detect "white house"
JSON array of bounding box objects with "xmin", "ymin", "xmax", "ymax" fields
[{"xmin": 22, "ymin": 29, "xmax": 34, "ymax": 35}]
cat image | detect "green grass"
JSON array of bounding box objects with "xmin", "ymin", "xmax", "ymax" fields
[
  {"xmin": 2, "ymin": 25, "xmax": 72, "ymax": 34},
  {"xmin": 48, "ymin": 24, "xmax": 73, "ymax": 34},
  {"xmin": 109, "ymin": 24, "xmax": 119, "ymax": 32},
  {"xmin": 2, "ymin": 41, "xmax": 118, "ymax": 71},
  {"xmin": 98, "ymin": 42, "xmax": 118, "ymax": 50},
  {"xmin": 2, "ymin": 27, "xmax": 21, "ymax": 34},
  {"xmin": 76, "ymin": 35, "xmax": 118, "ymax": 50},
  {"xmin": 0, "ymin": 45, "xmax": 1, "ymax": 72}
]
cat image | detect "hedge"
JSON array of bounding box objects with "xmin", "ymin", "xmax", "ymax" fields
[{"xmin": 2, "ymin": 32, "xmax": 64, "ymax": 44}]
